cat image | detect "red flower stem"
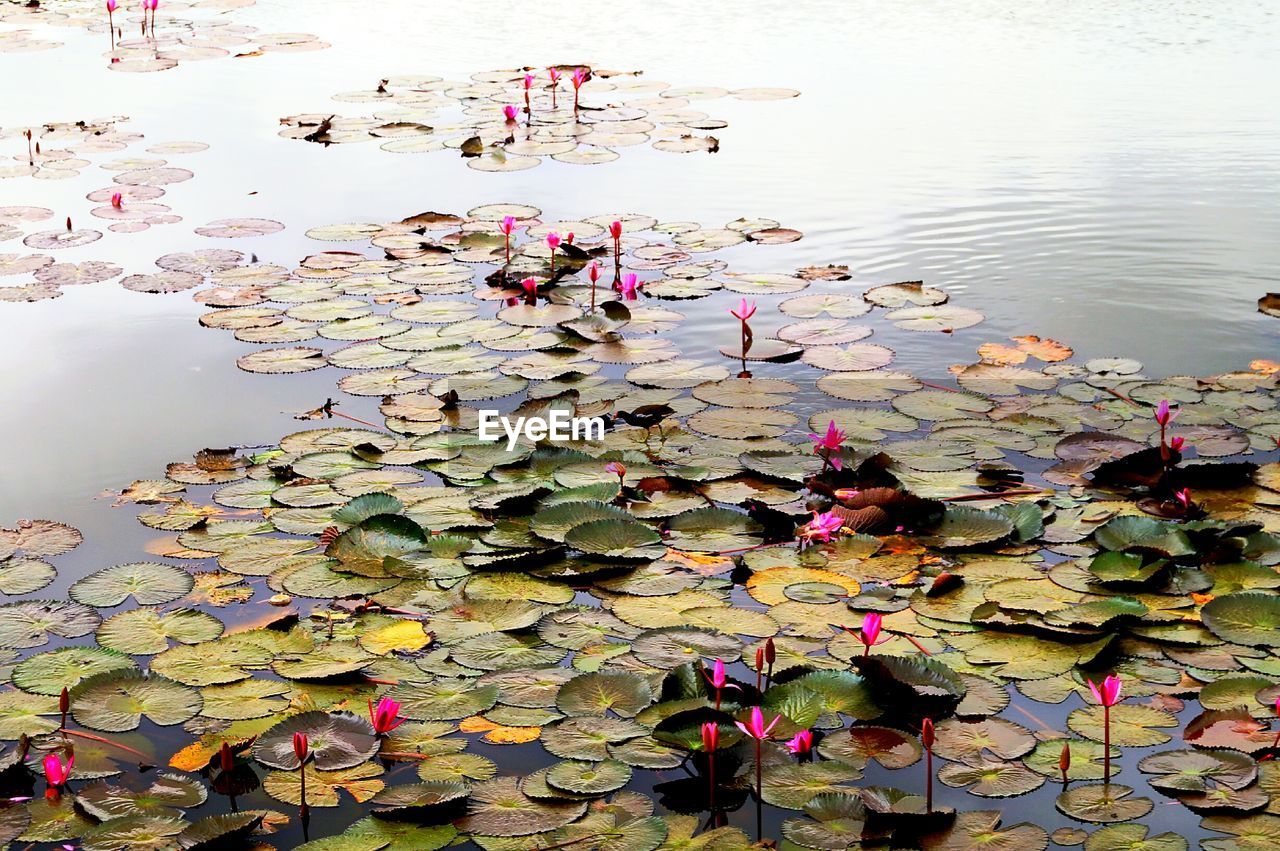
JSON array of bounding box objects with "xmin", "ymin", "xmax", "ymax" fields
[
  {"xmin": 755, "ymin": 738, "xmax": 763, "ymax": 841},
  {"xmin": 926, "ymin": 747, "xmax": 933, "ymax": 813},
  {"xmin": 57, "ymin": 728, "xmax": 148, "ymax": 760},
  {"xmin": 1103, "ymin": 704, "xmax": 1111, "ymax": 786}
]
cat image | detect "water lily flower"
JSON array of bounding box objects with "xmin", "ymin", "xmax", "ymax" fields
[
  {"xmin": 219, "ymin": 741, "xmax": 234, "ymax": 773},
  {"xmin": 1086, "ymin": 675, "xmax": 1122, "ymax": 784},
  {"xmin": 523, "ymin": 73, "xmax": 533, "ymax": 90},
  {"xmin": 701, "ymin": 721, "xmax": 719, "ymax": 810},
  {"xmin": 43, "ymin": 753, "xmax": 72, "ymax": 789},
  {"xmin": 1154, "ymin": 399, "xmax": 1177, "ymax": 427},
  {"xmin": 784, "ymin": 729, "xmax": 813, "ymax": 755},
  {"xmin": 106, "ymin": 0, "xmax": 117, "ymax": 44},
  {"xmin": 586, "ymin": 261, "xmax": 601, "ymax": 312},
  {"xmin": 1173, "ymin": 488, "xmax": 1193, "ymax": 511},
  {"xmin": 730, "ymin": 298, "xmax": 756, "ymax": 321},
  {"xmin": 737, "ymin": 706, "xmax": 780, "ymax": 841},
  {"xmin": 1059, "ymin": 741, "xmax": 1071, "ymax": 785},
  {"xmin": 499, "ymin": 215, "xmax": 515, "ymax": 263},
  {"xmin": 368, "ymin": 697, "xmax": 404, "ymax": 735},
  {"xmin": 846, "ymin": 611, "xmax": 883, "ymax": 657},
  {"xmin": 922, "ymin": 718, "xmax": 935, "ymax": 812},
  {"xmin": 110, "ymin": 192, "xmax": 123, "ymax": 209},
  {"xmin": 106, "ymin": 0, "xmax": 116, "ymax": 10},
  {"xmin": 521, "ymin": 276, "xmax": 538, "ymax": 304},
  {"xmin": 1169, "ymin": 436, "xmax": 1186, "ymax": 452},
  {"xmin": 701, "ymin": 658, "xmax": 739, "ymax": 709},
  {"xmin": 620, "ymin": 273, "xmax": 640, "ymax": 299},
  {"xmin": 548, "ymin": 67, "xmax": 561, "ymax": 106},
  {"xmin": 293, "ymin": 732, "xmax": 309, "ymax": 815},
  {"xmin": 502, "ymin": 104, "xmax": 518, "ymax": 122},
  {"xmin": 546, "ymin": 232, "xmax": 560, "ymax": 276},
  {"xmin": 798, "ymin": 510, "xmax": 843, "ymax": 546},
  {"xmin": 571, "ymin": 67, "xmax": 588, "ymax": 112},
  {"xmin": 604, "ymin": 460, "xmax": 626, "ymax": 487},
  {"xmin": 809, "ymin": 419, "xmax": 846, "ymax": 473}
]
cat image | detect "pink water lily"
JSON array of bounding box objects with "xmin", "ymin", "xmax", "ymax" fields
[
  {"xmin": 798, "ymin": 510, "xmax": 843, "ymax": 547},
  {"xmin": 620, "ymin": 272, "xmax": 640, "ymax": 299},
  {"xmin": 521, "ymin": 276, "xmax": 538, "ymax": 304},
  {"xmin": 604, "ymin": 460, "xmax": 627, "ymax": 487},
  {"xmin": 845, "ymin": 611, "xmax": 884, "ymax": 657},
  {"xmin": 1169, "ymin": 436, "xmax": 1186, "ymax": 452},
  {"xmin": 730, "ymin": 298, "xmax": 756, "ymax": 321},
  {"xmin": 502, "ymin": 104, "xmax": 517, "ymax": 122},
  {"xmin": 571, "ymin": 67, "xmax": 587, "ymax": 112},
  {"xmin": 548, "ymin": 67, "xmax": 561, "ymax": 106},
  {"xmin": 1154, "ymin": 399, "xmax": 1177, "ymax": 427},
  {"xmin": 545, "ymin": 232, "xmax": 560, "ymax": 251},
  {"xmin": 110, "ymin": 192, "xmax": 123, "ymax": 209},
  {"xmin": 784, "ymin": 729, "xmax": 813, "ymax": 755},
  {"xmin": 701, "ymin": 658, "xmax": 740, "ymax": 709},
  {"xmin": 1087, "ymin": 674, "xmax": 1122, "ymax": 785},
  {"xmin": 42, "ymin": 753, "xmax": 73, "ymax": 789},
  {"xmin": 587, "ymin": 261, "xmax": 601, "ymax": 312},
  {"xmin": 368, "ymin": 697, "xmax": 404, "ymax": 735},
  {"xmin": 1173, "ymin": 488, "xmax": 1193, "ymax": 511},
  {"xmin": 809, "ymin": 419, "xmax": 846, "ymax": 473},
  {"xmin": 701, "ymin": 721, "xmax": 719, "ymax": 810},
  {"xmin": 106, "ymin": 0, "xmax": 116, "ymax": 10}
]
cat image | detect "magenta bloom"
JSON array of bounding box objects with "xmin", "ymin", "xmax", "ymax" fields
[
  {"xmin": 809, "ymin": 420, "xmax": 846, "ymax": 471},
  {"xmin": 499, "ymin": 215, "xmax": 516, "ymax": 236},
  {"xmin": 1169, "ymin": 436, "xmax": 1186, "ymax": 452},
  {"xmin": 523, "ymin": 74, "xmax": 533, "ymax": 90},
  {"xmin": 521, "ymin": 276, "xmax": 538, "ymax": 298},
  {"xmin": 571, "ymin": 68, "xmax": 587, "ymax": 89},
  {"xmin": 587, "ymin": 261, "xmax": 601, "ymax": 283},
  {"xmin": 735, "ymin": 706, "xmax": 781, "ymax": 741},
  {"xmin": 852, "ymin": 612, "xmax": 883, "ymax": 655},
  {"xmin": 107, "ymin": 0, "xmax": 117, "ymax": 11},
  {"xmin": 43, "ymin": 753, "xmax": 73, "ymax": 788},
  {"xmin": 368, "ymin": 697, "xmax": 404, "ymax": 735},
  {"xmin": 548, "ymin": 67, "xmax": 561, "ymax": 84},
  {"xmin": 110, "ymin": 192, "xmax": 123, "ymax": 209},
  {"xmin": 609, "ymin": 220, "xmax": 623, "ymax": 240},
  {"xmin": 784, "ymin": 730, "xmax": 813, "ymax": 755},
  {"xmin": 546, "ymin": 232, "xmax": 561, "ymax": 251},
  {"xmin": 730, "ymin": 298, "xmax": 756, "ymax": 321},
  {"xmin": 1173, "ymin": 488, "xmax": 1193, "ymax": 510},
  {"xmin": 703, "ymin": 658, "xmax": 729, "ymax": 689},
  {"xmin": 701, "ymin": 721, "xmax": 719, "ymax": 752},
  {"xmin": 1087, "ymin": 675, "xmax": 1123, "ymax": 707},
  {"xmin": 620, "ymin": 273, "xmax": 640, "ymax": 299},
  {"xmin": 502, "ymin": 105, "xmax": 517, "ymax": 122},
  {"xmin": 1154, "ymin": 399, "xmax": 1178, "ymax": 427},
  {"xmin": 798, "ymin": 510, "xmax": 843, "ymax": 545},
  {"xmin": 604, "ymin": 461, "xmax": 627, "ymax": 481}
]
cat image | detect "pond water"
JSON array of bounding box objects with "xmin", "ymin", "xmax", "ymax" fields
[{"xmin": 0, "ymin": 0, "xmax": 1278, "ymax": 848}]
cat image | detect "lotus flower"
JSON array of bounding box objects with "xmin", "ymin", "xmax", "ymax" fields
[
  {"xmin": 1154, "ymin": 399, "xmax": 1177, "ymax": 427},
  {"xmin": 502, "ymin": 104, "xmax": 517, "ymax": 122},
  {"xmin": 798, "ymin": 510, "xmax": 843, "ymax": 546},
  {"xmin": 1086, "ymin": 675, "xmax": 1122, "ymax": 784},
  {"xmin": 521, "ymin": 276, "xmax": 538, "ymax": 304},
  {"xmin": 730, "ymin": 298, "xmax": 756, "ymax": 321},
  {"xmin": 42, "ymin": 753, "xmax": 72, "ymax": 790},
  {"xmin": 604, "ymin": 460, "xmax": 626, "ymax": 486},
  {"xmin": 784, "ymin": 729, "xmax": 813, "ymax": 755},
  {"xmin": 368, "ymin": 697, "xmax": 404, "ymax": 735},
  {"xmin": 921, "ymin": 718, "xmax": 935, "ymax": 812},
  {"xmin": 620, "ymin": 273, "xmax": 640, "ymax": 299},
  {"xmin": 571, "ymin": 67, "xmax": 587, "ymax": 111}
]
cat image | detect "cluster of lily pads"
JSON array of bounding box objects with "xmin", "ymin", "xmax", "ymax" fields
[
  {"xmin": 279, "ymin": 67, "xmax": 798, "ymax": 170},
  {"xmin": 0, "ymin": 202, "xmax": 1276, "ymax": 846},
  {"xmin": 0, "ymin": 0, "xmax": 327, "ymax": 72}
]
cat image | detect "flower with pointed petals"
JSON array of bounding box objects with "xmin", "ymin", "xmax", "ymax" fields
[
  {"xmin": 548, "ymin": 67, "xmax": 561, "ymax": 84},
  {"xmin": 609, "ymin": 221, "xmax": 623, "ymax": 240},
  {"xmin": 620, "ymin": 273, "xmax": 640, "ymax": 298},
  {"xmin": 1087, "ymin": 675, "xmax": 1122, "ymax": 707},
  {"xmin": 1173, "ymin": 488, "xmax": 1193, "ymax": 510},
  {"xmin": 368, "ymin": 697, "xmax": 404, "ymax": 735},
  {"xmin": 572, "ymin": 68, "xmax": 587, "ymax": 89},
  {"xmin": 730, "ymin": 298, "xmax": 756, "ymax": 321},
  {"xmin": 798, "ymin": 510, "xmax": 843, "ymax": 545},
  {"xmin": 292, "ymin": 732, "xmax": 309, "ymax": 764},
  {"xmin": 701, "ymin": 722, "xmax": 719, "ymax": 752},
  {"xmin": 1169, "ymin": 436, "xmax": 1186, "ymax": 452},
  {"xmin": 784, "ymin": 730, "xmax": 813, "ymax": 755},
  {"xmin": 845, "ymin": 611, "xmax": 883, "ymax": 656},
  {"xmin": 702, "ymin": 658, "xmax": 729, "ymax": 690},
  {"xmin": 43, "ymin": 753, "xmax": 72, "ymax": 788},
  {"xmin": 499, "ymin": 216, "xmax": 515, "ymax": 236},
  {"xmin": 546, "ymin": 232, "xmax": 560, "ymax": 251},
  {"xmin": 521, "ymin": 276, "xmax": 538, "ymax": 299},
  {"xmin": 1154, "ymin": 399, "xmax": 1178, "ymax": 427},
  {"xmin": 502, "ymin": 105, "xmax": 517, "ymax": 122},
  {"xmin": 587, "ymin": 261, "xmax": 600, "ymax": 284},
  {"xmin": 523, "ymin": 74, "xmax": 533, "ymax": 90},
  {"xmin": 735, "ymin": 706, "xmax": 781, "ymax": 741},
  {"xmin": 809, "ymin": 420, "xmax": 845, "ymax": 453},
  {"xmin": 604, "ymin": 460, "xmax": 626, "ymax": 481}
]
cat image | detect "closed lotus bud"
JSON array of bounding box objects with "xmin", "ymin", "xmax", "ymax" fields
[
  {"xmin": 921, "ymin": 717, "xmax": 935, "ymax": 750},
  {"xmin": 1059, "ymin": 741, "xmax": 1071, "ymax": 774},
  {"xmin": 755, "ymin": 646, "xmax": 764, "ymax": 670},
  {"xmin": 292, "ymin": 732, "xmax": 309, "ymax": 763},
  {"xmin": 219, "ymin": 742, "xmax": 233, "ymax": 773},
  {"xmin": 58, "ymin": 688, "xmax": 69, "ymax": 716},
  {"xmin": 764, "ymin": 637, "xmax": 776, "ymax": 666}
]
